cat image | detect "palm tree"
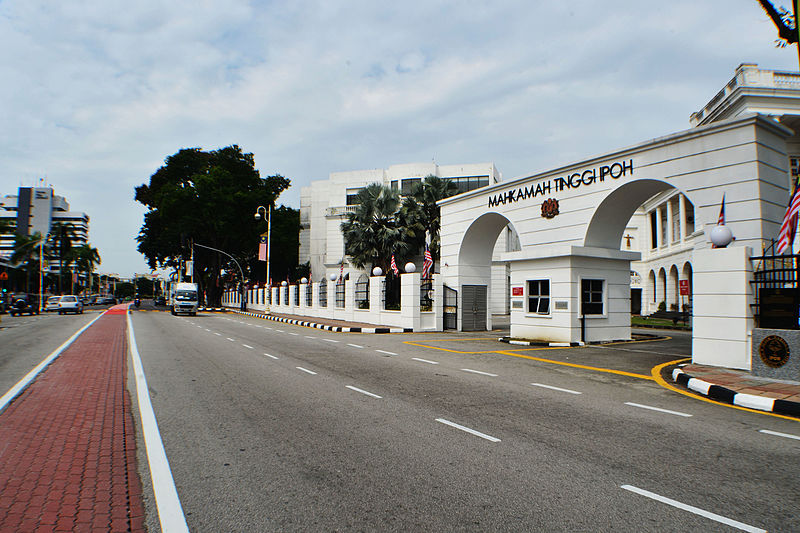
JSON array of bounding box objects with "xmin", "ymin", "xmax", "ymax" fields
[
  {"xmin": 340, "ymin": 183, "xmax": 413, "ymax": 274},
  {"xmin": 400, "ymin": 175, "xmax": 459, "ymax": 264},
  {"xmin": 11, "ymin": 232, "xmax": 47, "ymax": 293},
  {"xmin": 72, "ymin": 244, "xmax": 101, "ymax": 293},
  {"xmin": 51, "ymin": 222, "xmax": 77, "ymax": 293}
]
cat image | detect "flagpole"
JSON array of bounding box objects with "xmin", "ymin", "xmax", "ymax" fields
[{"xmin": 266, "ymin": 203, "xmax": 272, "ymax": 288}]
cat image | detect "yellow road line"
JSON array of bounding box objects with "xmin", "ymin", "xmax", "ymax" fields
[
  {"xmin": 650, "ymin": 359, "xmax": 800, "ymax": 422},
  {"xmin": 495, "ymin": 351, "xmax": 653, "ymax": 380}
]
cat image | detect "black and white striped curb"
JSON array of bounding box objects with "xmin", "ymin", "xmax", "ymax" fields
[
  {"xmin": 672, "ymin": 368, "xmax": 800, "ymax": 417},
  {"xmin": 498, "ymin": 337, "xmax": 582, "ymax": 347},
  {"xmin": 198, "ymin": 307, "xmax": 225, "ymax": 312},
  {"xmin": 232, "ymin": 310, "xmax": 413, "ymax": 333}
]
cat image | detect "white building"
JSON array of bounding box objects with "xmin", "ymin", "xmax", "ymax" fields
[{"xmin": 0, "ymin": 186, "xmax": 90, "ymax": 272}]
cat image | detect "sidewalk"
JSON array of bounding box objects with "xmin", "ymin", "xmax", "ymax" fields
[
  {"xmin": 0, "ymin": 306, "xmax": 145, "ymax": 532},
  {"xmin": 673, "ymin": 364, "xmax": 800, "ymax": 418}
]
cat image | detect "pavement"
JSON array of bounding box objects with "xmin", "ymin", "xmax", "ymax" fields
[
  {"xmin": 0, "ymin": 305, "xmax": 145, "ymax": 532},
  {"xmin": 0, "ymin": 310, "xmax": 798, "ymax": 532}
]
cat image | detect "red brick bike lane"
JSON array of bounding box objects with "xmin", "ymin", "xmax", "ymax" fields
[{"xmin": 0, "ymin": 306, "xmax": 146, "ymax": 532}]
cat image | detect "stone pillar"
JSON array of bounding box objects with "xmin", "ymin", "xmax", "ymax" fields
[{"xmin": 401, "ymin": 272, "xmax": 421, "ymax": 331}]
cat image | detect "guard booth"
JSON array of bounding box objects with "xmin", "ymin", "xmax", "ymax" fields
[{"xmin": 438, "ymin": 113, "xmax": 792, "ymax": 368}]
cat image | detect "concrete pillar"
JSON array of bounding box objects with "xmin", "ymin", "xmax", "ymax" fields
[{"xmin": 401, "ymin": 272, "xmax": 421, "ymax": 331}]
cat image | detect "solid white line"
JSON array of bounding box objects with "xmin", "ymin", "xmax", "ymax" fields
[
  {"xmin": 375, "ymin": 350, "xmax": 397, "ymax": 356},
  {"xmin": 347, "ymin": 343, "xmax": 363, "ymax": 349},
  {"xmin": 296, "ymin": 366, "xmax": 317, "ymax": 375},
  {"xmin": 461, "ymin": 368, "xmax": 498, "ymax": 377},
  {"xmin": 624, "ymin": 402, "xmax": 692, "ymax": 417},
  {"xmin": 412, "ymin": 357, "xmax": 439, "ymax": 365},
  {"xmin": 759, "ymin": 429, "xmax": 800, "ymax": 441},
  {"xmin": 241, "ymin": 344, "xmax": 254, "ymax": 350},
  {"xmin": 127, "ymin": 312, "xmax": 190, "ymax": 532},
  {"xmin": 0, "ymin": 312, "xmax": 105, "ymax": 413},
  {"xmin": 322, "ymin": 339, "xmax": 339, "ymax": 343},
  {"xmin": 346, "ymin": 385, "xmax": 382, "ymax": 399},
  {"xmin": 621, "ymin": 485, "xmax": 765, "ymax": 533},
  {"xmin": 263, "ymin": 353, "xmax": 279, "ymax": 360},
  {"xmin": 436, "ymin": 418, "xmax": 500, "ymax": 442},
  {"xmin": 531, "ymin": 382, "xmax": 582, "ymax": 395}
]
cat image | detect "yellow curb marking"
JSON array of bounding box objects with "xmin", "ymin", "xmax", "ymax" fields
[
  {"xmin": 496, "ymin": 351, "xmax": 653, "ymax": 380},
  {"xmin": 651, "ymin": 358, "xmax": 800, "ymax": 422}
]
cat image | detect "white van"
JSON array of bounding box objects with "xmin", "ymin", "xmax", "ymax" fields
[{"xmin": 170, "ymin": 282, "xmax": 199, "ymax": 316}]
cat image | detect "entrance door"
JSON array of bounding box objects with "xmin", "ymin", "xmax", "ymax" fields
[
  {"xmin": 461, "ymin": 285, "xmax": 487, "ymax": 331},
  {"xmin": 631, "ymin": 288, "xmax": 642, "ymax": 315}
]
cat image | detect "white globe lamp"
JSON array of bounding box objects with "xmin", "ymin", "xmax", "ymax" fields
[
  {"xmin": 710, "ymin": 225, "xmax": 733, "ymax": 248},
  {"xmin": 372, "ymin": 266, "xmax": 383, "ymax": 276},
  {"xmin": 404, "ymin": 262, "xmax": 416, "ymax": 273},
  {"xmin": 281, "ymin": 280, "xmax": 288, "ymax": 286},
  {"xmin": 300, "ymin": 277, "xmax": 308, "ymax": 284},
  {"xmin": 329, "ymin": 273, "xmax": 337, "ymax": 281}
]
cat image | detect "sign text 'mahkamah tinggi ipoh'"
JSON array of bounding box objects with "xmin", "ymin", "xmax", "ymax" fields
[{"xmin": 488, "ymin": 159, "xmax": 634, "ymax": 208}]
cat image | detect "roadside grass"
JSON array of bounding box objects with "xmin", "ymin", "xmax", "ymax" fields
[{"xmin": 632, "ymin": 315, "xmax": 691, "ymax": 330}]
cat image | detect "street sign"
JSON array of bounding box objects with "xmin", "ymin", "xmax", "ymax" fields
[{"xmin": 679, "ymin": 279, "xmax": 689, "ymax": 296}]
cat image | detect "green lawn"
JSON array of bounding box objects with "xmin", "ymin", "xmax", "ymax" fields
[{"xmin": 631, "ymin": 315, "xmax": 691, "ymax": 330}]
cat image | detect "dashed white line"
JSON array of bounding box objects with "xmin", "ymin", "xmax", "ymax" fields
[
  {"xmin": 204, "ymin": 328, "xmax": 211, "ymax": 332},
  {"xmin": 322, "ymin": 339, "xmax": 339, "ymax": 343},
  {"xmin": 346, "ymin": 385, "xmax": 382, "ymax": 399},
  {"xmin": 375, "ymin": 350, "xmax": 397, "ymax": 356},
  {"xmin": 436, "ymin": 418, "xmax": 500, "ymax": 442},
  {"xmin": 624, "ymin": 402, "xmax": 692, "ymax": 417},
  {"xmin": 242, "ymin": 344, "xmax": 254, "ymax": 350},
  {"xmin": 288, "ymin": 332, "xmax": 299, "ymax": 336},
  {"xmin": 461, "ymin": 368, "xmax": 498, "ymax": 377},
  {"xmin": 759, "ymin": 429, "xmax": 800, "ymax": 441},
  {"xmin": 275, "ymin": 329, "xmax": 284, "ymax": 333},
  {"xmin": 531, "ymin": 383, "xmax": 582, "ymax": 395},
  {"xmin": 305, "ymin": 336, "xmax": 316, "ymax": 339},
  {"xmin": 412, "ymin": 357, "xmax": 439, "ymax": 365},
  {"xmin": 296, "ymin": 367, "xmax": 317, "ymax": 375},
  {"xmin": 347, "ymin": 343, "xmax": 363, "ymax": 349},
  {"xmin": 214, "ymin": 332, "xmax": 221, "ymax": 336},
  {"xmin": 621, "ymin": 485, "xmax": 765, "ymax": 533},
  {"xmin": 226, "ymin": 337, "xmax": 236, "ymax": 342},
  {"xmin": 263, "ymin": 353, "xmax": 279, "ymax": 360}
]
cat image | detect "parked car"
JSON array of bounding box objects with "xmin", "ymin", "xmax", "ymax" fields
[
  {"xmin": 79, "ymin": 295, "xmax": 92, "ymax": 305},
  {"xmin": 58, "ymin": 295, "xmax": 84, "ymax": 315},
  {"xmin": 45, "ymin": 296, "xmax": 62, "ymax": 312},
  {"xmin": 9, "ymin": 294, "xmax": 39, "ymax": 316},
  {"xmin": 97, "ymin": 296, "xmax": 116, "ymax": 305}
]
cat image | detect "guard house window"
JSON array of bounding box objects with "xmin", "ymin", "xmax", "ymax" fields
[
  {"xmin": 581, "ymin": 279, "xmax": 604, "ymax": 315},
  {"xmin": 527, "ymin": 280, "xmax": 550, "ymax": 314}
]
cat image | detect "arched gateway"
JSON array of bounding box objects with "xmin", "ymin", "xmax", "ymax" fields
[{"xmin": 439, "ymin": 114, "xmax": 791, "ymax": 367}]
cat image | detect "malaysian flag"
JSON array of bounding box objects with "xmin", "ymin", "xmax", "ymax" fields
[
  {"xmin": 258, "ymin": 234, "xmax": 268, "ymax": 261},
  {"xmin": 422, "ymin": 245, "xmax": 433, "ymax": 279},
  {"xmin": 338, "ymin": 260, "xmax": 345, "ymax": 282},
  {"xmin": 390, "ymin": 254, "xmax": 399, "ymax": 276},
  {"xmin": 778, "ymin": 182, "xmax": 800, "ymax": 254},
  {"xmin": 711, "ymin": 195, "xmax": 725, "ymax": 249}
]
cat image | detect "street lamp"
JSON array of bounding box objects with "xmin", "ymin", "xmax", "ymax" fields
[{"xmin": 254, "ymin": 205, "xmax": 271, "ymax": 288}]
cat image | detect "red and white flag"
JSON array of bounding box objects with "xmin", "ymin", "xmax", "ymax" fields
[
  {"xmin": 778, "ymin": 186, "xmax": 800, "ymax": 254},
  {"xmin": 390, "ymin": 254, "xmax": 399, "ymax": 276},
  {"xmin": 422, "ymin": 245, "xmax": 433, "ymax": 279},
  {"xmin": 338, "ymin": 260, "xmax": 345, "ymax": 282},
  {"xmin": 258, "ymin": 234, "xmax": 267, "ymax": 261},
  {"xmin": 711, "ymin": 194, "xmax": 725, "ymax": 249}
]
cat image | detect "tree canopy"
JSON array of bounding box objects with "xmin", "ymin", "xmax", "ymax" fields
[{"xmin": 135, "ymin": 145, "xmax": 294, "ymax": 305}]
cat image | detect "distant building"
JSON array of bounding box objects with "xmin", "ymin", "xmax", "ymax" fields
[{"xmin": 0, "ymin": 186, "xmax": 90, "ymax": 273}]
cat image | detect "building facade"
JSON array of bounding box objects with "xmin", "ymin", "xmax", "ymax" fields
[{"xmin": 0, "ymin": 186, "xmax": 90, "ymax": 273}]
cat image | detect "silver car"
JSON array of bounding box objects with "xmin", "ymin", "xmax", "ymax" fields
[
  {"xmin": 45, "ymin": 296, "xmax": 62, "ymax": 312},
  {"xmin": 58, "ymin": 295, "xmax": 84, "ymax": 315}
]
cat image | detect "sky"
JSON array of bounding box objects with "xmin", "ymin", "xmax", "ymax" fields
[{"xmin": 2, "ymin": 0, "xmax": 798, "ymax": 277}]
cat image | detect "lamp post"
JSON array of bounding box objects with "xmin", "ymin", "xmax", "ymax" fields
[
  {"xmin": 254, "ymin": 205, "xmax": 272, "ymax": 288},
  {"xmin": 38, "ymin": 233, "xmax": 49, "ymax": 312}
]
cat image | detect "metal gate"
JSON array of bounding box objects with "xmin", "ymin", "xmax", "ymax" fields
[
  {"xmin": 443, "ymin": 285, "xmax": 457, "ymax": 330},
  {"xmin": 461, "ymin": 285, "xmax": 487, "ymax": 331}
]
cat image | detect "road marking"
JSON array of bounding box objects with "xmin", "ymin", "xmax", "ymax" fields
[
  {"xmin": 347, "ymin": 343, "xmax": 363, "ymax": 349},
  {"xmin": 288, "ymin": 332, "xmax": 299, "ymax": 336},
  {"xmin": 226, "ymin": 337, "xmax": 236, "ymax": 342},
  {"xmin": 296, "ymin": 366, "xmax": 317, "ymax": 375},
  {"xmin": 531, "ymin": 383, "xmax": 582, "ymax": 395},
  {"xmin": 346, "ymin": 385, "xmax": 382, "ymax": 399},
  {"xmin": 214, "ymin": 332, "xmax": 221, "ymax": 336},
  {"xmin": 322, "ymin": 339, "xmax": 339, "ymax": 343},
  {"xmin": 621, "ymin": 485, "xmax": 765, "ymax": 533},
  {"xmin": 461, "ymin": 368, "xmax": 498, "ymax": 377},
  {"xmin": 1, "ymin": 311, "xmax": 105, "ymax": 412},
  {"xmin": 275, "ymin": 329, "xmax": 284, "ymax": 332},
  {"xmin": 126, "ymin": 313, "xmax": 190, "ymax": 532},
  {"xmin": 263, "ymin": 353, "xmax": 279, "ymax": 360},
  {"xmin": 204, "ymin": 328, "xmax": 211, "ymax": 332},
  {"xmin": 242, "ymin": 344, "xmax": 254, "ymax": 350},
  {"xmin": 436, "ymin": 418, "xmax": 500, "ymax": 442},
  {"xmin": 375, "ymin": 350, "xmax": 397, "ymax": 356},
  {"xmin": 624, "ymin": 402, "xmax": 692, "ymax": 417},
  {"xmin": 412, "ymin": 357, "xmax": 439, "ymax": 365},
  {"xmin": 305, "ymin": 336, "xmax": 316, "ymax": 339},
  {"xmin": 759, "ymin": 429, "xmax": 800, "ymax": 441}
]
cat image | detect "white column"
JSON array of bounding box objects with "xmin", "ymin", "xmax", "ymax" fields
[
  {"xmin": 655, "ymin": 206, "xmax": 663, "ymax": 248},
  {"xmin": 678, "ymin": 194, "xmax": 686, "ymax": 243}
]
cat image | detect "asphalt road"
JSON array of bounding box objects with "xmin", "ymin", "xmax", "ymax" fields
[{"xmin": 123, "ymin": 309, "xmax": 799, "ymax": 532}]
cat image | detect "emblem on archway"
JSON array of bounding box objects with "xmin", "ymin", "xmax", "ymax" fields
[
  {"xmin": 759, "ymin": 335, "xmax": 790, "ymax": 368},
  {"xmin": 541, "ymin": 198, "xmax": 559, "ymax": 219}
]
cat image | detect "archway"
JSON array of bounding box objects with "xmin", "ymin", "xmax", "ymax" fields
[{"xmin": 669, "ymin": 265, "xmax": 680, "ymax": 311}]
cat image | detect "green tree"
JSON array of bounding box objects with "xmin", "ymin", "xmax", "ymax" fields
[
  {"xmin": 135, "ymin": 145, "xmax": 291, "ymax": 306},
  {"xmin": 72, "ymin": 244, "xmax": 101, "ymax": 293},
  {"xmin": 340, "ymin": 183, "xmax": 413, "ymax": 274},
  {"xmin": 758, "ymin": 1, "xmax": 800, "ymax": 65},
  {"xmin": 10, "ymin": 232, "xmax": 47, "ymax": 293},
  {"xmin": 251, "ymin": 205, "xmax": 300, "ymax": 284},
  {"xmin": 51, "ymin": 222, "xmax": 78, "ymax": 293},
  {"xmin": 399, "ymin": 175, "xmax": 459, "ymax": 263}
]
